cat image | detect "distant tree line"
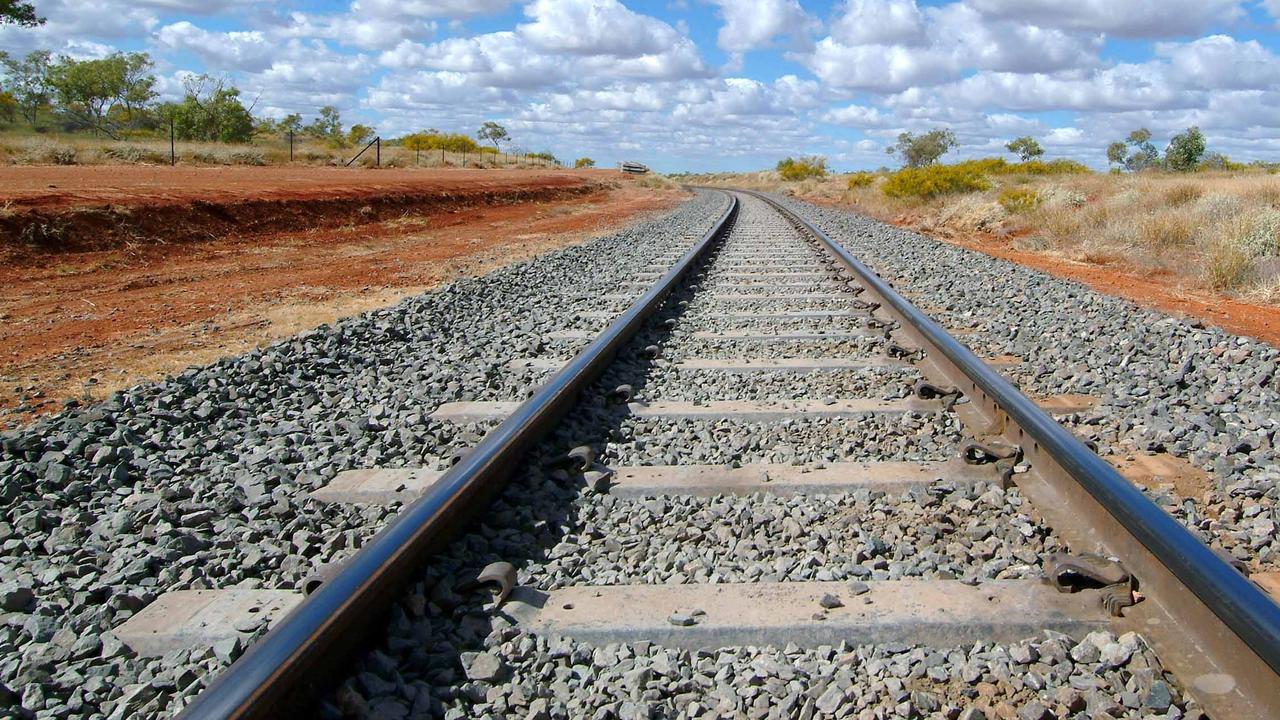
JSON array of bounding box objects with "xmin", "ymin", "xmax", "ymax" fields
[
  {"xmin": 0, "ymin": 49, "xmax": 565, "ymax": 164},
  {"xmin": 878, "ymin": 125, "xmax": 1243, "ymax": 174},
  {"xmin": 0, "ymin": 48, "xmax": 384, "ymax": 145}
]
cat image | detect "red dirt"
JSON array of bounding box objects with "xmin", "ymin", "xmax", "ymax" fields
[
  {"xmin": 0, "ymin": 167, "xmax": 685, "ymax": 428},
  {"xmin": 0, "ymin": 166, "xmax": 614, "ymax": 257}
]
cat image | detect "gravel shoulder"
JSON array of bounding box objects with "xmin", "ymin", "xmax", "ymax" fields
[
  {"xmin": 0, "ymin": 191, "xmax": 724, "ymax": 720},
  {"xmin": 779, "ymin": 194, "xmax": 1280, "ymax": 573}
]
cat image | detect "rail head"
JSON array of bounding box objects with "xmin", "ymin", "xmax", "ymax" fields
[
  {"xmin": 177, "ymin": 191, "xmax": 741, "ymax": 720},
  {"xmin": 742, "ymin": 188, "xmax": 1280, "ymax": 716}
]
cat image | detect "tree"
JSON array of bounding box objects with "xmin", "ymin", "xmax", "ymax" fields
[
  {"xmin": 1, "ymin": 0, "xmax": 43, "ymax": 26},
  {"xmin": 574, "ymin": 157, "xmax": 595, "ymax": 168},
  {"xmin": 347, "ymin": 123, "xmax": 375, "ymax": 146},
  {"xmin": 1165, "ymin": 126, "xmax": 1206, "ymax": 172},
  {"xmin": 1200, "ymin": 152, "xmax": 1241, "ymax": 171},
  {"xmin": 48, "ymin": 55, "xmax": 124, "ymax": 137},
  {"xmin": 306, "ymin": 105, "xmax": 343, "ymax": 144},
  {"xmin": 116, "ymin": 52, "xmax": 156, "ymax": 118},
  {"xmin": 1123, "ymin": 128, "xmax": 1159, "ymax": 171},
  {"xmin": 277, "ymin": 113, "xmax": 302, "ymax": 134},
  {"xmin": 1005, "ymin": 136, "xmax": 1044, "ymax": 162},
  {"xmin": 1106, "ymin": 128, "xmax": 1160, "ymax": 172},
  {"xmin": 0, "ymin": 49, "xmax": 51, "ymax": 126},
  {"xmin": 46, "ymin": 52, "xmax": 156, "ymax": 137},
  {"xmin": 776, "ymin": 156, "xmax": 827, "ymax": 181},
  {"xmin": 886, "ymin": 128, "xmax": 957, "ymax": 168},
  {"xmin": 1106, "ymin": 141, "xmax": 1127, "ymax": 169},
  {"xmin": 163, "ymin": 75, "xmax": 254, "ymax": 143},
  {"xmin": 477, "ymin": 121, "xmax": 509, "ymax": 151}
]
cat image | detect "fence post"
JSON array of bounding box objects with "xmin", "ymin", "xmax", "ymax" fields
[
  {"xmin": 440, "ymin": 148, "xmax": 444, "ymax": 165},
  {"xmin": 289, "ymin": 131, "xmax": 294, "ymax": 162},
  {"xmin": 462, "ymin": 150, "xmax": 466, "ymax": 167},
  {"xmin": 376, "ymin": 137, "xmax": 380, "ymax": 167},
  {"xmin": 416, "ymin": 147, "xmax": 420, "ymax": 165},
  {"xmin": 169, "ymin": 116, "xmax": 175, "ymax": 166}
]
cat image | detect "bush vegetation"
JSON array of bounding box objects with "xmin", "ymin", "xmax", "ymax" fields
[
  {"xmin": 776, "ymin": 156, "xmax": 828, "ymax": 181},
  {"xmin": 997, "ymin": 187, "xmax": 1041, "ymax": 214},
  {"xmin": 881, "ymin": 163, "xmax": 991, "ymax": 198},
  {"xmin": 846, "ymin": 172, "xmax": 876, "ymax": 188}
]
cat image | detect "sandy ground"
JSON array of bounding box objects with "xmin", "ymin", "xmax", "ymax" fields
[{"xmin": 0, "ymin": 167, "xmax": 685, "ymax": 428}]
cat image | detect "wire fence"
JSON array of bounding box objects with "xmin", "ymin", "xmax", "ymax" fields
[{"xmin": 0, "ymin": 130, "xmax": 565, "ymax": 169}]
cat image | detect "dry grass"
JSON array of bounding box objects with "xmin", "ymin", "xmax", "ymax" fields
[
  {"xmin": 0, "ymin": 132, "xmax": 562, "ymax": 169},
  {"xmin": 691, "ymin": 167, "xmax": 1280, "ymax": 304}
]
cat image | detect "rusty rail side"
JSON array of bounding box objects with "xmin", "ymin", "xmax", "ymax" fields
[
  {"xmin": 747, "ymin": 189, "xmax": 1280, "ymax": 717},
  {"xmin": 178, "ymin": 192, "xmax": 740, "ymax": 720}
]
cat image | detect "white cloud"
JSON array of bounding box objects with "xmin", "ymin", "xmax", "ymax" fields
[
  {"xmin": 1155, "ymin": 35, "xmax": 1280, "ymax": 90},
  {"xmin": 829, "ymin": 0, "xmax": 927, "ymax": 46},
  {"xmin": 275, "ymin": 12, "xmax": 435, "ymax": 51},
  {"xmin": 353, "ymin": 0, "xmax": 513, "ymax": 19},
  {"xmin": 519, "ymin": 0, "xmax": 691, "ymax": 58},
  {"xmin": 156, "ymin": 22, "xmax": 276, "ymax": 72},
  {"xmin": 704, "ymin": 0, "xmax": 818, "ymax": 53},
  {"xmin": 927, "ymin": 4, "xmax": 1102, "ymax": 74},
  {"xmin": 967, "ymin": 0, "xmax": 1245, "ymax": 38},
  {"xmin": 379, "ymin": 34, "xmax": 572, "ymax": 88},
  {"xmin": 907, "ymin": 64, "xmax": 1191, "ymax": 113},
  {"xmin": 378, "ymin": 0, "xmax": 710, "ymax": 91},
  {"xmin": 823, "ymin": 104, "xmax": 892, "ymax": 127},
  {"xmin": 0, "ymin": 0, "xmax": 157, "ymax": 55},
  {"xmin": 801, "ymin": 0, "xmax": 1102, "ymax": 92},
  {"xmin": 804, "ymin": 38, "xmax": 953, "ymax": 92}
]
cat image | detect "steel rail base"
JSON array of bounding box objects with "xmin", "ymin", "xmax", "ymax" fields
[
  {"xmin": 746, "ymin": 189, "xmax": 1280, "ymax": 718},
  {"xmin": 177, "ymin": 192, "xmax": 740, "ymax": 720}
]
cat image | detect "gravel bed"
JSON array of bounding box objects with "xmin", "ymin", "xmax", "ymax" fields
[
  {"xmin": 327, "ymin": 619, "xmax": 1193, "ymax": 720},
  {"xmin": 776, "ymin": 194, "xmax": 1280, "ymax": 570},
  {"xmin": 535, "ymin": 484, "xmax": 1057, "ymax": 587},
  {"xmin": 598, "ymin": 413, "xmax": 961, "ymax": 466},
  {"xmin": 659, "ymin": 334, "xmax": 889, "ymax": 360},
  {"xmin": 0, "ymin": 191, "xmax": 729, "ymax": 719},
  {"xmin": 627, "ymin": 365, "xmax": 921, "ymax": 403},
  {"xmin": 321, "ymin": 193, "xmax": 1147, "ymax": 719}
]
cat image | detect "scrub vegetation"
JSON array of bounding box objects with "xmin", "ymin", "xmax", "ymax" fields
[{"xmin": 686, "ymin": 126, "xmax": 1280, "ymax": 306}]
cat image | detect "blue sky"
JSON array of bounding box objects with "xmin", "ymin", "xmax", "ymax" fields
[{"xmin": 3, "ymin": 0, "xmax": 1280, "ymax": 172}]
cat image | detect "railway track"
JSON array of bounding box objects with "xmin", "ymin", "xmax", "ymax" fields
[{"xmin": 157, "ymin": 190, "xmax": 1280, "ymax": 718}]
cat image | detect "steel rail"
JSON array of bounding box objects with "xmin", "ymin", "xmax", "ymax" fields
[
  {"xmin": 745, "ymin": 189, "xmax": 1280, "ymax": 715},
  {"xmin": 177, "ymin": 192, "xmax": 740, "ymax": 720}
]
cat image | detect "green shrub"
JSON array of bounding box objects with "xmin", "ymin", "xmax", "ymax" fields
[
  {"xmin": 997, "ymin": 187, "xmax": 1042, "ymax": 213},
  {"xmin": 776, "ymin": 156, "xmax": 827, "ymax": 181},
  {"xmin": 881, "ymin": 164, "xmax": 990, "ymax": 199},
  {"xmin": 846, "ymin": 172, "xmax": 875, "ymax": 189}
]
